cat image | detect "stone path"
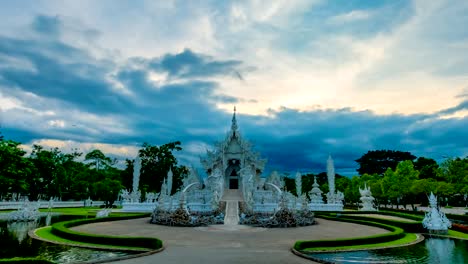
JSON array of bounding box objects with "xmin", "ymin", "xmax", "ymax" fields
[
  {"xmin": 224, "ymin": 201, "xmax": 240, "ymax": 226},
  {"xmin": 72, "ymin": 217, "xmax": 389, "ymax": 264}
]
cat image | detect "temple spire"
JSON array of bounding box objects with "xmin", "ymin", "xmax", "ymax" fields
[{"xmin": 231, "ymin": 106, "xmax": 238, "ymax": 131}]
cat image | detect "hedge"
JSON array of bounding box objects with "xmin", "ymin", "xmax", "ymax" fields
[
  {"xmin": 316, "ymin": 213, "xmax": 425, "ymax": 233},
  {"xmin": 0, "ymin": 259, "xmax": 54, "ymax": 263},
  {"xmin": 50, "ymin": 213, "xmax": 162, "ymax": 250},
  {"xmin": 378, "ymin": 207, "xmax": 468, "ymax": 223},
  {"xmin": 294, "ymin": 217, "xmax": 404, "ymax": 251}
]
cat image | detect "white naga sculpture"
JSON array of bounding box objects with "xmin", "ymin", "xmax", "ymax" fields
[
  {"xmin": 423, "ymin": 192, "xmax": 451, "ymax": 233},
  {"xmin": 359, "ymin": 183, "xmax": 377, "ymax": 211}
]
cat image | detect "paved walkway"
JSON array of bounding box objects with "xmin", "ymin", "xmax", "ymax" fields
[{"xmin": 72, "ymin": 217, "xmax": 389, "ymax": 264}]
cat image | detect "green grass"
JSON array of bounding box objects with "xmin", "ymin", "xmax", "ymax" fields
[
  {"xmin": 446, "ymin": 230, "xmax": 468, "ymax": 239},
  {"xmin": 302, "ymin": 233, "xmax": 419, "ymax": 252},
  {"xmin": 38, "ymin": 207, "xmax": 101, "ymax": 215},
  {"xmin": 35, "ymin": 227, "xmax": 151, "ymax": 251}
]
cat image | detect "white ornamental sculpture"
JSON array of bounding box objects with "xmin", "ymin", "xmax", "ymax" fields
[
  {"xmin": 295, "ymin": 172, "xmax": 302, "ymax": 196},
  {"xmin": 423, "ymin": 192, "xmax": 451, "ymax": 233},
  {"xmin": 359, "ymin": 183, "xmax": 377, "ymax": 211},
  {"xmin": 309, "ymin": 176, "xmax": 324, "ymax": 204},
  {"xmin": 131, "ymin": 155, "xmax": 142, "ymax": 202},
  {"xmin": 325, "ymin": 155, "xmax": 344, "ymax": 205},
  {"xmin": 167, "ymin": 167, "xmax": 173, "ymax": 196}
]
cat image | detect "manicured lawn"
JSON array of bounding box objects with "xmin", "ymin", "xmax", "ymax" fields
[
  {"xmin": 38, "ymin": 207, "xmax": 101, "ymax": 215},
  {"xmin": 302, "ymin": 233, "xmax": 419, "ymax": 252},
  {"xmin": 446, "ymin": 230, "xmax": 468, "ymax": 239},
  {"xmin": 35, "ymin": 227, "xmax": 151, "ymax": 251}
]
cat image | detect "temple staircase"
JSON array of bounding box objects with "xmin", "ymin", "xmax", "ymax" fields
[{"xmin": 221, "ymin": 189, "xmax": 243, "ymax": 225}]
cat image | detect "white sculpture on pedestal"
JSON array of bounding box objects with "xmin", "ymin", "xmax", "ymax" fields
[
  {"xmin": 295, "ymin": 172, "xmax": 302, "ymax": 196},
  {"xmin": 131, "ymin": 155, "xmax": 142, "ymax": 202},
  {"xmin": 325, "ymin": 155, "xmax": 344, "ymax": 208},
  {"xmin": 309, "ymin": 176, "xmax": 324, "ymax": 204},
  {"xmin": 359, "ymin": 183, "xmax": 377, "ymax": 211},
  {"xmin": 423, "ymin": 192, "xmax": 451, "ymax": 233}
]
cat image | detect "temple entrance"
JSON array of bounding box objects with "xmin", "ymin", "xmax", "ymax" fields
[
  {"xmin": 226, "ymin": 159, "xmax": 240, "ymax": 190},
  {"xmin": 229, "ymin": 169, "xmax": 239, "ymax": 189},
  {"xmin": 229, "ymin": 178, "xmax": 238, "ymax": 189}
]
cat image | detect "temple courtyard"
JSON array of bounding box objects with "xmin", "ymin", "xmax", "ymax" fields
[{"xmin": 72, "ymin": 217, "xmax": 389, "ymax": 264}]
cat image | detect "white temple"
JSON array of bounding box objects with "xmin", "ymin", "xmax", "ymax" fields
[
  {"xmin": 122, "ymin": 107, "xmax": 344, "ymax": 213},
  {"xmin": 200, "ymin": 107, "xmax": 266, "ymax": 193}
]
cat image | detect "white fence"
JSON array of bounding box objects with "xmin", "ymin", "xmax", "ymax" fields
[{"xmin": 0, "ymin": 201, "xmax": 105, "ymax": 210}]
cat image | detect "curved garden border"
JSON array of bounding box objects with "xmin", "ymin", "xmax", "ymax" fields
[{"xmin": 30, "ymin": 214, "xmax": 164, "ymax": 263}]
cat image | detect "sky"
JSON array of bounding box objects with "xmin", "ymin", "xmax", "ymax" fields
[{"xmin": 0, "ymin": 0, "xmax": 467, "ymax": 176}]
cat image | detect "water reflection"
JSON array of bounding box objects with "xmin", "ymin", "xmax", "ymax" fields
[
  {"xmin": 0, "ymin": 214, "xmax": 133, "ymax": 263},
  {"xmin": 7, "ymin": 220, "xmax": 40, "ymax": 243},
  {"xmin": 308, "ymin": 237, "xmax": 468, "ymax": 264}
]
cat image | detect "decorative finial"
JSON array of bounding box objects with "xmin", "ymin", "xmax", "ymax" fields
[{"xmin": 231, "ymin": 106, "xmax": 238, "ymax": 131}]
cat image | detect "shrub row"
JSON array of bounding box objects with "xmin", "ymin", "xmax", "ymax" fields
[
  {"xmin": 294, "ymin": 216, "xmax": 404, "ymax": 251},
  {"xmin": 379, "ymin": 207, "xmax": 468, "ymax": 223},
  {"xmin": 316, "ymin": 210, "xmax": 423, "ymax": 221},
  {"xmin": 452, "ymin": 223, "xmax": 468, "ymax": 234},
  {"xmin": 317, "ymin": 213, "xmax": 425, "ymax": 233},
  {"xmin": 51, "ymin": 213, "xmax": 162, "ymax": 250},
  {"xmin": 0, "ymin": 259, "xmax": 54, "ymax": 263}
]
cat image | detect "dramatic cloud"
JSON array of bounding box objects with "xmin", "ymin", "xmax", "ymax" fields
[{"xmin": 1, "ymin": 0, "xmax": 467, "ymax": 176}]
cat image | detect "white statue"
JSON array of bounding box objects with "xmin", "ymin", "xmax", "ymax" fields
[
  {"xmin": 423, "ymin": 192, "xmax": 451, "ymax": 233},
  {"xmin": 359, "ymin": 183, "xmax": 377, "ymax": 211}
]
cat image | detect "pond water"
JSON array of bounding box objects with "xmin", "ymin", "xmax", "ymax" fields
[
  {"xmin": 0, "ymin": 214, "xmax": 134, "ymax": 263},
  {"xmin": 308, "ymin": 237, "xmax": 468, "ymax": 264}
]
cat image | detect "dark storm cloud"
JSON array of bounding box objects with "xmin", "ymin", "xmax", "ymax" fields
[
  {"xmin": 1, "ymin": 15, "xmax": 467, "ymax": 176},
  {"xmin": 150, "ymin": 49, "xmax": 243, "ymax": 78}
]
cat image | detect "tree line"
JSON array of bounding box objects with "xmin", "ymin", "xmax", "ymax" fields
[
  {"xmin": 284, "ymin": 150, "xmax": 468, "ymax": 209},
  {"xmin": 1, "ymin": 132, "xmax": 466, "ymax": 209},
  {"xmin": 0, "ymin": 134, "xmax": 187, "ymax": 206}
]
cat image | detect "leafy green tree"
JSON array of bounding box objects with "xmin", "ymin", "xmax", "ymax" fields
[
  {"xmin": 344, "ymin": 176, "xmax": 361, "ymax": 206},
  {"xmin": 414, "ymin": 157, "xmax": 439, "ymax": 180},
  {"xmin": 0, "ymin": 140, "xmax": 33, "ymax": 197},
  {"xmin": 437, "ymin": 157, "xmax": 468, "ymax": 195},
  {"xmin": 92, "ymin": 178, "xmax": 123, "ymax": 207},
  {"xmin": 120, "ymin": 158, "xmax": 134, "ymax": 190},
  {"xmin": 139, "ymin": 141, "xmax": 188, "ymax": 194},
  {"xmin": 28, "ymin": 145, "xmax": 66, "ymax": 199},
  {"xmin": 85, "ymin": 149, "xmax": 112, "ymax": 171},
  {"xmin": 381, "ymin": 160, "xmax": 419, "ymax": 209},
  {"xmin": 355, "ymin": 150, "xmax": 416, "ymax": 176}
]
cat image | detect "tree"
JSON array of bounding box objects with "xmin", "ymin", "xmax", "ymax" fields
[
  {"xmin": 120, "ymin": 159, "xmax": 134, "ymax": 190},
  {"xmin": 92, "ymin": 178, "xmax": 123, "ymax": 207},
  {"xmin": 29, "ymin": 145, "xmax": 66, "ymax": 199},
  {"xmin": 414, "ymin": 157, "xmax": 439, "ymax": 180},
  {"xmin": 85, "ymin": 149, "xmax": 112, "ymax": 171},
  {"xmin": 381, "ymin": 160, "xmax": 419, "ymax": 209},
  {"xmin": 355, "ymin": 150, "xmax": 416, "ymax": 176},
  {"xmin": 139, "ymin": 141, "xmax": 188, "ymax": 194},
  {"xmin": 0, "ymin": 140, "xmax": 33, "ymax": 197}
]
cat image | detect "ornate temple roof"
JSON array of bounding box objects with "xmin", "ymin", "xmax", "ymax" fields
[{"xmin": 200, "ymin": 107, "xmax": 267, "ymax": 174}]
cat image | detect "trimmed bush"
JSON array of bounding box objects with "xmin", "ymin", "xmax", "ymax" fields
[
  {"xmin": 51, "ymin": 214, "xmax": 162, "ymax": 250},
  {"xmin": 317, "ymin": 213, "xmax": 425, "ymax": 233},
  {"xmin": 0, "ymin": 259, "xmax": 54, "ymax": 263},
  {"xmin": 451, "ymin": 223, "xmax": 468, "ymax": 234},
  {"xmin": 295, "ymin": 216, "xmax": 405, "ymax": 251}
]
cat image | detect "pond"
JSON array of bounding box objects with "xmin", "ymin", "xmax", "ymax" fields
[
  {"xmin": 307, "ymin": 236, "xmax": 468, "ymax": 264},
  {"xmin": 0, "ymin": 214, "xmax": 134, "ymax": 263}
]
